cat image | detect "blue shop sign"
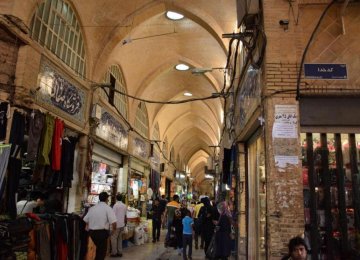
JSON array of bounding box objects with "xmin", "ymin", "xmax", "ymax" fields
[{"xmin": 304, "ymin": 63, "xmax": 347, "ymax": 80}]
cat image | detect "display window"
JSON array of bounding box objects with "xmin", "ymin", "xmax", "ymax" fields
[
  {"xmin": 247, "ymin": 133, "xmax": 266, "ymax": 260},
  {"xmin": 301, "ymin": 132, "xmax": 360, "ymax": 259},
  {"xmin": 87, "ymin": 160, "xmax": 119, "ymax": 205}
]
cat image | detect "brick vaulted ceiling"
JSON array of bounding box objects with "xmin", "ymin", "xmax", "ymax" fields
[{"xmin": 4, "ymin": 0, "xmax": 238, "ymax": 182}]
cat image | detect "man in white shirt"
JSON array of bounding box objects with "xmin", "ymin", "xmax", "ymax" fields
[
  {"xmin": 110, "ymin": 193, "xmax": 127, "ymax": 257},
  {"xmin": 84, "ymin": 192, "xmax": 117, "ymax": 260}
]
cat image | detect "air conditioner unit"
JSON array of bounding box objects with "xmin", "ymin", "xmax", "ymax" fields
[{"xmin": 91, "ymin": 104, "xmax": 102, "ymax": 120}]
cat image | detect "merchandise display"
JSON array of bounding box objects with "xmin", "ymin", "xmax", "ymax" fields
[
  {"xmin": 301, "ymin": 133, "xmax": 360, "ymax": 258},
  {"xmin": 87, "ymin": 161, "xmax": 117, "ymax": 205}
]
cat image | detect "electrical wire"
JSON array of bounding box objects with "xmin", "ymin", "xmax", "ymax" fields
[
  {"xmin": 99, "ymin": 85, "xmax": 224, "ymax": 104},
  {"xmin": 296, "ymin": 0, "xmax": 337, "ymax": 100},
  {"xmin": 102, "ymin": 88, "xmax": 179, "ymax": 170}
]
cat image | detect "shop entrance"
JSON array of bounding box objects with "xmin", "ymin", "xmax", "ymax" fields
[
  {"xmin": 301, "ymin": 132, "xmax": 360, "ymax": 259},
  {"xmin": 246, "ymin": 131, "xmax": 266, "ymax": 260}
]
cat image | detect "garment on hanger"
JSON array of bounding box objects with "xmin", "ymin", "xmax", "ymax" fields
[
  {"xmin": 0, "ymin": 144, "xmax": 11, "ymax": 200},
  {"xmin": 7, "ymin": 111, "xmax": 26, "ymax": 218},
  {"xmin": 61, "ymin": 136, "xmax": 78, "ymax": 188},
  {"xmin": 38, "ymin": 113, "xmax": 55, "ymax": 166},
  {"xmin": 0, "ymin": 102, "xmax": 9, "ymax": 141},
  {"xmin": 26, "ymin": 110, "xmax": 45, "ymax": 161},
  {"xmin": 51, "ymin": 118, "xmax": 64, "ymax": 171}
]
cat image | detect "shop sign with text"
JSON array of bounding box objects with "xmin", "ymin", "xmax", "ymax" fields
[
  {"xmin": 36, "ymin": 57, "xmax": 87, "ymax": 125},
  {"xmin": 96, "ymin": 108, "xmax": 128, "ymax": 150}
]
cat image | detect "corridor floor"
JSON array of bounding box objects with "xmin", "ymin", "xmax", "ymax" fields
[
  {"xmin": 105, "ymin": 241, "xmax": 208, "ymax": 260},
  {"xmin": 105, "ymin": 230, "xmax": 211, "ymax": 260}
]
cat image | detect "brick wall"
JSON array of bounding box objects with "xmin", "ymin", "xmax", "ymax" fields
[
  {"xmin": 0, "ymin": 26, "xmax": 19, "ymax": 96},
  {"xmin": 261, "ymin": 1, "xmax": 360, "ymax": 258}
]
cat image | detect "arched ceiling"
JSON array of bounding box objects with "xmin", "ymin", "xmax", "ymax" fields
[{"xmin": 7, "ymin": 0, "xmax": 238, "ymax": 184}]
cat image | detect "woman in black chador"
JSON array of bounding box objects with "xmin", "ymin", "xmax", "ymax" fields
[{"xmin": 214, "ymin": 201, "xmax": 232, "ymax": 260}]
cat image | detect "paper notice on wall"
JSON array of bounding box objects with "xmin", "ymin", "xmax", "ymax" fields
[
  {"xmin": 272, "ymin": 105, "xmax": 298, "ymax": 139},
  {"xmin": 274, "ymin": 155, "xmax": 299, "ymax": 171}
]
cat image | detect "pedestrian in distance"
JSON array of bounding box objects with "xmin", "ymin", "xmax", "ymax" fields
[
  {"xmin": 163, "ymin": 194, "xmax": 180, "ymax": 245},
  {"xmin": 151, "ymin": 197, "xmax": 162, "ymax": 242},
  {"xmin": 110, "ymin": 193, "xmax": 127, "ymax": 257},
  {"xmin": 83, "ymin": 192, "xmax": 117, "ymax": 260},
  {"xmin": 182, "ymin": 210, "xmax": 194, "ymax": 260}
]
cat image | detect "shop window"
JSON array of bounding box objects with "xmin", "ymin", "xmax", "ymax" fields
[
  {"xmin": 101, "ymin": 65, "xmax": 128, "ymax": 119},
  {"xmin": 247, "ymin": 134, "xmax": 266, "ymax": 259},
  {"xmin": 30, "ymin": 0, "xmax": 86, "ymax": 77},
  {"xmin": 301, "ymin": 132, "xmax": 360, "ymax": 259},
  {"xmin": 134, "ymin": 102, "xmax": 149, "ymax": 138},
  {"xmin": 88, "ymin": 160, "xmax": 119, "ymax": 205}
]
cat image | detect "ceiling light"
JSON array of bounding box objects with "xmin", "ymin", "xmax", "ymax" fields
[
  {"xmin": 184, "ymin": 92, "xmax": 193, "ymax": 97},
  {"xmin": 175, "ymin": 64, "xmax": 189, "ymax": 71},
  {"xmin": 166, "ymin": 11, "xmax": 184, "ymax": 20}
]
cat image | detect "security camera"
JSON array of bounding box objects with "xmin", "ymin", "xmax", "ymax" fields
[{"xmin": 279, "ymin": 19, "xmax": 289, "ymax": 26}]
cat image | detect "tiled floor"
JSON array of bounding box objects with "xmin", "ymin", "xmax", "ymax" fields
[{"xmin": 105, "ymin": 230, "xmax": 208, "ymax": 260}]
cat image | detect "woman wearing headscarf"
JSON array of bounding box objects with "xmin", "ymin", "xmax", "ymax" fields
[
  {"xmin": 199, "ymin": 197, "xmax": 217, "ymax": 257},
  {"xmin": 214, "ymin": 201, "xmax": 232, "ymax": 260},
  {"xmin": 173, "ymin": 208, "xmax": 184, "ymax": 255}
]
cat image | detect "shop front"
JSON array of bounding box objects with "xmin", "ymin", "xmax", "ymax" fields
[
  {"xmin": 129, "ymin": 133, "xmax": 151, "ymax": 217},
  {"xmin": 87, "ymin": 104, "xmax": 128, "ymax": 206},
  {"xmin": 0, "ymin": 52, "xmax": 90, "ymax": 259},
  {"xmin": 232, "ymin": 65, "xmax": 265, "ymax": 259},
  {"xmin": 300, "ymin": 97, "xmax": 360, "ymax": 259}
]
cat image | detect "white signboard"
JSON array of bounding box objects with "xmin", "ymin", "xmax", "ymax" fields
[
  {"xmin": 272, "ymin": 105, "xmax": 298, "ymax": 139},
  {"xmin": 274, "ymin": 155, "xmax": 299, "ymax": 170}
]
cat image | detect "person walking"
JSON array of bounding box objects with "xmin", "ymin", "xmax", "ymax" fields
[
  {"xmin": 193, "ymin": 199, "xmax": 204, "ymax": 249},
  {"xmin": 110, "ymin": 194, "xmax": 127, "ymax": 257},
  {"xmin": 214, "ymin": 201, "xmax": 232, "ymax": 260},
  {"xmin": 84, "ymin": 192, "xmax": 117, "ymax": 260},
  {"xmin": 199, "ymin": 197, "xmax": 218, "ymax": 257},
  {"xmin": 182, "ymin": 211, "xmax": 194, "ymax": 260},
  {"xmin": 151, "ymin": 197, "xmax": 162, "ymax": 242},
  {"xmin": 164, "ymin": 194, "xmax": 180, "ymax": 244}
]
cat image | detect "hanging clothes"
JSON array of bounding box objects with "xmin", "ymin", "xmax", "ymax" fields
[
  {"xmin": 26, "ymin": 110, "xmax": 45, "ymax": 161},
  {"xmin": 7, "ymin": 110, "xmax": 26, "ymax": 218},
  {"xmin": 61, "ymin": 136, "xmax": 78, "ymax": 188},
  {"xmin": 0, "ymin": 144, "xmax": 11, "ymax": 200},
  {"xmin": 51, "ymin": 118, "xmax": 64, "ymax": 171},
  {"xmin": 0, "ymin": 102, "xmax": 9, "ymax": 141},
  {"xmin": 222, "ymin": 148, "xmax": 232, "ymax": 184},
  {"xmin": 38, "ymin": 113, "xmax": 55, "ymax": 166}
]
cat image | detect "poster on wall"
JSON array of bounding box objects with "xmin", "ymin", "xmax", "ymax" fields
[
  {"xmin": 95, "ymin": 108, "xmax": 128, "ymax": 150},
  {"xmin": 272, "ymin": 104, "xmax": 299, "ymax": 171},
  {"xmin": 272, "ymin": 105, "xmax": 298, "ymax": 139},
  {"xmin": 35, "ymin": 57, "xmax": 87, "ymax": 126}
]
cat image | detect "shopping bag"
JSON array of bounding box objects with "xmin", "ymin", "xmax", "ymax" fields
[
  {"xmin": 206, "ymin": 231, "xmax": 217, "ymax": 259},
  {"xmin": 123, "ymin": 225, "xmax": 129, "ymax": 235}
]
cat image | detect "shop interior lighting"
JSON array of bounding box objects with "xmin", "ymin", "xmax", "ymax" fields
[
  {"xmin": 175, "ymin": 64, "xmax": 190, "ymax": 71},
  {"xmin": 205, "ymin": 174, "xmax": 214, "ymax": 179},
  {"xmin": 183, "ymin": 92, "xmax": 193, "ymax": 97},
  {"xmin": 166, "ymin": 11, "xmax": 184, "ymax": 20}
]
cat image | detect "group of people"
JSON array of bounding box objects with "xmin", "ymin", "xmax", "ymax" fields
[
  {"xmin": 157, "ymin": 194, "xmax": 234, "ymax": 260},
  {"xmin": 83, "ymin": 192, "xmax": 127, "ymax": 260},
  {"xmin": 83, "ymin": 191, "xmax": 309, "ymax": 260}
]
